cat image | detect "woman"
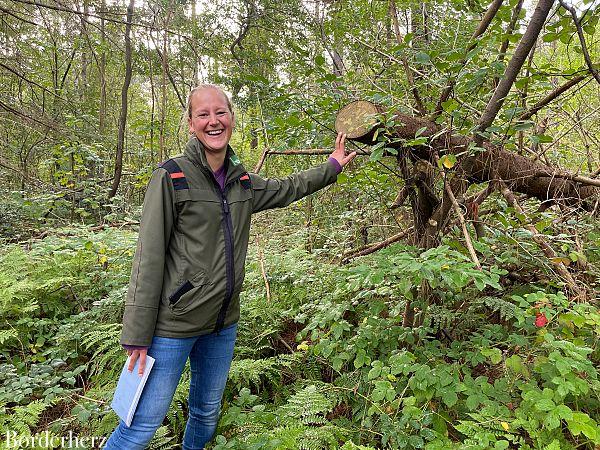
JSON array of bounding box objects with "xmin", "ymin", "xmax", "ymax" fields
[{"xmin": 104, "ymin": 84, "xmax": 356, "ymax": 449}]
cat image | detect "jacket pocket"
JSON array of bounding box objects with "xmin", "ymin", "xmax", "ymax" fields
[{"xmin": 168, "ymin": 270, "xmax": 209, "ymax": 315}]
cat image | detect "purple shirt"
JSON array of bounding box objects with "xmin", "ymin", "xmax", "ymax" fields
[{"xmin": 213, "ymin": 164, "xmax": 226, "ymax": 190}]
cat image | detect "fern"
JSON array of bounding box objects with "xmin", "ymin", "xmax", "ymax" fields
[
  {"xmin": 339, "ymin": 443, "xmax": 377, "ymax": 450},
  {"xmin": 278, "ymin": 385, "xmax": 333, "ymax": 425},
  {"xmin": 81, "ymin": 323, "xmax": 123, "ymax": 380},
  {"xmin": 0, "ymin": 400, "xmax": 49, "ymax": 435},
  {"xmin": 0, "ymin": 330, "xmax": 17, "ymax": 346},
  {"xmin": 166, "ymin": 368, "xmax": 191, "ymax": 435},
  {"xmin": 228, "ymin": 354, "xmax": 300, "ymax": 391},
  {"xmin": 473, "ymin": 296, "xmax": 518, "ymax": 321}
]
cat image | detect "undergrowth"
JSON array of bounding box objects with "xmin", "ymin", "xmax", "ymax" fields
[{"xmin": 0, "ymin": 210, "xmax": 598, "ymax": 449}]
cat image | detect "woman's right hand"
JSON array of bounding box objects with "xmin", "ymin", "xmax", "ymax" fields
[{"xmin": 127, "ymin": 348, "xmax": 148, "ymax": 377}]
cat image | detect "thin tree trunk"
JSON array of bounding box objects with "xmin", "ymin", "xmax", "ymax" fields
[
  {"xmin": 475, "ymin": 0, "xmax": 556, "ymax": 145},
  {"xmin": 159, "ymin": 6, "xmax": 173, "ymax": 162},
  {"xmin": 99, "ymin": 0, "xmax": 107, "ymax": 133},
  {"xmin": 108, "ymin": 0, "xmax": 134, "ymax": 198}
]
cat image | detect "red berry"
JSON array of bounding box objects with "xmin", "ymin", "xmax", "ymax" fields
[{"xmin": 535, "ymin": 312, "xmax": 548, "ymax": 327}]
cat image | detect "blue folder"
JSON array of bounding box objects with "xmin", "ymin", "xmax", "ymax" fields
[{"xmin": 111, "ymin": 355, "xmax": 155, "ymax": 427}]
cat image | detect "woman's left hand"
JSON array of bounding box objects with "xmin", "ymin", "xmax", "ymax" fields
[{"xmin": 330, "ymin": 132, "xmax": 357, "ymax": 168}]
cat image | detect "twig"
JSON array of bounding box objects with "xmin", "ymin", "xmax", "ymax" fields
[
  {"xmin": 531, "ymin": 170, "xmax": 600, "ymax": 188},
  {"xmin": 558, "ymin": 0, "xmax": 600, "ymax": 85},
  {"xmin": 389, "ymin": 0, "xmax": 427, "ymax": 116},
  {"xmin": 256, "ymin": 235, "xmax": 271, "ymax": 302},
  {"xmin": 276, "ymin": 336, "xmax": 293, "ymax": 353},
  {"xmin": 438, "ymin": 160, "xmax": 482, "ymax": 270},
  {"xmin": 446, "ymin": 181, "xmax": 481, "ymax": 269},
  {"xmin": 391, "ymin": 186, "xmax": 409, "ymax": 209},
  {"xmin": 8, "ymin": 0, "xmax": 198, "ymax": 40},
  {"xmin": 253, "ymin": 148, "xmax": 269, "ymax": 173},
  {"xmin": 0, "ymin": 5, "xmax": 38, "ymax": 25},
  {"xmin": 265, "ymin": 148, "xmax": 333, "ymax": 155}
]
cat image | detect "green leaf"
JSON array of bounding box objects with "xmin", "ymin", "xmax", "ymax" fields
[
  {"xmin": 415, "ymin": 52, "xmax": 431, "ymax": 64},
  {"xmin": 415, "ymin": 126, "xmax": 428, "ymax": 137},
  {"xmin": 332, "ymin": 356, "xmax": 344, "ymax": 371},
  {"xmin": 555, "ymin": 404, "xmax": 573, "ymax": 421},
  {"xmin": 354, "ymin": 348, "xmax": 370, "ymax": 368},
  {"xmin": 513, "ymin": 121, "xmax": 534, "ymax": 131},
  {"xmin": 441, "ymin": 390, "xmax": 458, "ymax": 407},
  {"xmin": 559, "ymin": 31, "xmax": 572, "ymax": 44},
  {"xmin": 315, "ymin": 54, "xmax": 325, "ymax": 66},
  {"xmin": 481, "ymin": 347, "xmax": 502, "ymax": 364},
  {"xmin": 465, "ymin": 394, "xmax": 481, "ymax": 410},
  {"xmin": 370, "ymin": 148, "xmax": 384, "ymax": 162},
  {"xmin": 544, "ymin": 410, "xmax": 561, "ymax": 430},
  {"xmin": 514, "ymin": 78, "xmax": 529, "ymax": 89},
  {"xmin": 441, "ymin": 99, "xmax": 459, "ymax": 113},
  {"xmin": 536, "ymin": 398, "xmax": 556, "ymax": 412},
  {"xmin": 505, "ymin": 354, "xmax": 529, "ymax": 377}
]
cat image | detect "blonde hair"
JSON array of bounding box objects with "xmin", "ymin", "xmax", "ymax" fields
[{"xmin": 186, "ymin": 84, "xmax": 233, "ymax": 118}]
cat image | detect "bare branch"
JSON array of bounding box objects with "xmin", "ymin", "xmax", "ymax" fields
[
  {"xmin": 444, "ymin": 175, "xmax": 482, "ymax": 269},
  {"xmin": 341, "ymin": 228, "xmax": 412, "ymax": 263},
  {"xmin": 0, "ymin": 5, "xmax": 38, "ymax": 25},
  {"xmin": 0, "ymin": 63, "xmax": 66, "ymax": 101},
  {"xmin": 253, "ymin": 148, "xmax": 268, "ymax": 173},
  {"xmin": 8, "ymin": 0, "xmax": 198, "ymax": 41},
  {"xmin": 498, "ymin": 180, "xmax": 586, "ymax": 299}
]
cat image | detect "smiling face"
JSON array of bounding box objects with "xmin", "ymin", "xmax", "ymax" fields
[{"xmin": 187, "ymin": 87, "xmax": 234, "ymax": 155}]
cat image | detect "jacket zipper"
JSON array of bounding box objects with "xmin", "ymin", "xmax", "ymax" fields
[{"xmin": 209, "ymin": 173, "xmax": 236, "ymax": 333}]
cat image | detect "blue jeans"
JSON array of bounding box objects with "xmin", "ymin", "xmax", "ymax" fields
[{"xmin": 104, "ymin": 323, "xmax": 237, "ymax": 450}]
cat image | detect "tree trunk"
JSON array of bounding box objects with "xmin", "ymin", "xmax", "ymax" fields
[{"xmin": 108, "ymin": 0, "xmax": 134, "ymax": 199}]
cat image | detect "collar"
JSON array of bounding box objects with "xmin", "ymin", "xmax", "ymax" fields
[{"xmin": 184, "ymin": 137, "xmax": 246, "ymax": 185}]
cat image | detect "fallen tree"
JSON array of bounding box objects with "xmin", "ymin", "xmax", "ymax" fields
[{"xmin": 335, "ymin": 101, "xmax": 598, "ymax": 204}]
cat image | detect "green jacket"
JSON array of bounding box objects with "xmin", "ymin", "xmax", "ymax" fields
[{"xmin": 121, "ymin": 137, "xmax": 339, "ymax": 346}]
